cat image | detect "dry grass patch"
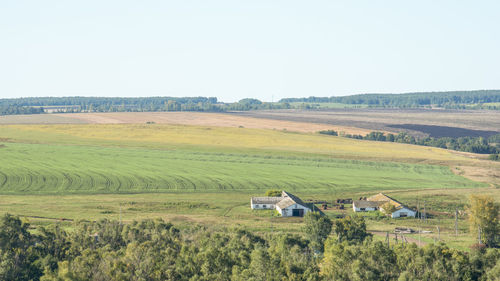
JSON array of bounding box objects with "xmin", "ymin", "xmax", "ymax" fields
[{"xmin": 61, "ymin": 112, "xmax": 373, "ymax": 134}]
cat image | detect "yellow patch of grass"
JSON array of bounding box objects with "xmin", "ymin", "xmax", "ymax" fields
[{"xmin": 0, "ymin": 123, "xmax": 472, "ymax": 163}]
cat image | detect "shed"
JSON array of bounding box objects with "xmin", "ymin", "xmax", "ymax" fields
[
  {"xmin": 275, "ymin": 191, "xmax": 311, "ymax": 217},
  {"xmin": 250, "ymin": 197, "xmax": 282, "ymax": 210},
  {"xmin": 366, "ymin": 193, "xmax": 416, "ymax": 218},
  {"xmin": 352, "ymin": 200, "xmax": 381, "ymax": 212},
  {"xmin": 250, "ymin": 191, "xmax": 312, "ymax": 217}
]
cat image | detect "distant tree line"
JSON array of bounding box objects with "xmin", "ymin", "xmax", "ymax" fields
[
  {"xmin": 1, "ymin": 212, "xmax": 499, "ymax": 281},
  {"xmin": 0, "ymin": 97, "xmax": 292, "ymax": 115},
  {"xmin": 3, "ymin": 90, "xmax": 500, "ymax": 115},
  {"xmin": 281, "ymin": 90, "xmax": 500, "ymax": 108},
  {"xmin": 320, "ymin": 130, "xmax": 500, "ymax": 154}
]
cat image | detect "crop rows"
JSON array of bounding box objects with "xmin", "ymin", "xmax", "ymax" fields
[{"xmin": 0, "ymin": 143, "xmax": 483, "ymax": 194}]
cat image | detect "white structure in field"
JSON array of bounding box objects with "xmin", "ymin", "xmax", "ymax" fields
[
  {"xmin": 251, "ymin": 191, "xmax": 311, "ymax": 217},
  {"xmin": 353, "ymin": 193, "xmax": 416, "ymax": 218},
  {"xmin": 352, "ymin": 200, "xmax": 380, "ymax": 212}
]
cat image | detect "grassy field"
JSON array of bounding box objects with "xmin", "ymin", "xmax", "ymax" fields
[
  {"xmin": 0, "ymin": 123, "xmax": 495, "ymax": 192},
  {"xmin": 0, "ymin": 142, "xmax": 480, "ymax": 194},
  {"xmin": 0, "ymin": 112, "xmax": 374, "ymax": 135},
  {"xmin": 0, "ymin": 124, "xmax": 477, "ymax": 162},
  {"xmin": 3, "ymin": 188, "xmax": 496, "ymax": 250},
  {"xmin": 0, "ymin": 121, "xmax": 498, "ymax": 250}
]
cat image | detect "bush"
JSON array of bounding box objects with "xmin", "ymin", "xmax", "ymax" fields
[
  {"xmin": 265, "ymin": 190, "xmax": 282, "ymax": 197},
  {"xmin": 488, "ymin": 154, "xmax": 499, "ymax": 161},
  {"xmin": 319, "ymin": 130, "xmax": 338, "ymax": 136}
]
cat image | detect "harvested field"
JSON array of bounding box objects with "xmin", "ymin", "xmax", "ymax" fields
[
  {"xmin": 233, "ymin": 109, "xmax": 500, "ymax": 138},
  {"xmin": 0, "ymin": 112, "xmax": 373, "ymax": 135},
  {"xmin": 0, "ymin": 114, "xmax": 87, "ymax": 124}
]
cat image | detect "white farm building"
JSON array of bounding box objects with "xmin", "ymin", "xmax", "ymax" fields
[
  {"xmin": 353, "ymin": 193, "xmax": 416, "ymax": 218},
  {"xmin": 251, "ymin": 191, "xmax": 311, "ymax": 217}
]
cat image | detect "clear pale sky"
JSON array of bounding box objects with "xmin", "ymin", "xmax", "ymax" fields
[{"xmin": 1, "ymin": 1, "xmax": 499, "ymax": 102}]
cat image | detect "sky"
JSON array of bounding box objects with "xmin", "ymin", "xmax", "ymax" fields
[{"xmin": 1, "ymin": 1, "xmax": 499, "ymax": 102}]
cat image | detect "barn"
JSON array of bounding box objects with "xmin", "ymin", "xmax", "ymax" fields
[
  {"xmin": 251, "ymin": 196, "xmax": 282, "ymax": 210},
  {"xmin": 250, "ymin": 191, "xmax": 311, "ymax": 217},
  {"xmin": 275, "ymin": 192, "xmax": 311, "ymax": 217},
  {"xmin": 352, "ymin": 200, "xmax": 380, "ymax": 212},
  {"xmin": 388, "ymin": 206, "xmax": 416, "ymax": 218},
  {"xmin": 354, "ymin": 193, "xmax": 416, "ymax": 218}
]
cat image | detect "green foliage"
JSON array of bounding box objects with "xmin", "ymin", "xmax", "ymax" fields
[
  {"xmin": 303, "ymin": 212, "xmax": 333, "ymax": 253},
  {"xmin": 1, "ymin": 214, "xmax": 499, "ymax": 281},
  {"xmin": 321, "ymin": 240, "xmax": 500, "ymax": 281},
  {"xmin": 468, "ymin": 195, "xmax": 500, "ymax": 247},
  {"xmin": 343, "ymin": 131, "xmax": 499, "ymax": 154},
  {"xmin": 489, "ymin": 154, "xmax": 500, "ymax": 161},
  {"xmin": 321, "ymin": 240, "xmax": 398, "ymax": 281},
  {"xmin": 280, "ymin": 90, "xmax": 500, "ymax": 108},
  {"xmin": 0, "ymin": 96, "xmax": 292, "ymax": 115},
  {"xmin": 488, "ymin": 134, "xmax": 500, "ymax": 144},
  {"xmin": 319, "ymin": 130, "xmax": 338, "ymax": 136},
  {"xmin": 380, "ymin": 202, "xmax": 397, "ymax": 216},
  {"xmin": 238, "ymin": 98, "xmax": 262, "ymax": 105},
  {"xmin": 0, "ymin": 214, "xmax": 43, "ymax": 281},
  {"xmin": 334, "ymin": 215, "xmax": 371, "ymax": 244},
  {"xmin": 265, "ymin": 189, "xmax": 282, "ymax": 197}
]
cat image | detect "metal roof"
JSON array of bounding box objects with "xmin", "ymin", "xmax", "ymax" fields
[
  {"xmin": 353, "ymin": 200, "xmax": 382, "ymax": 208},
  {"xmin": 251, "ymin": 197, "xmax": 282, "ymax": 204},
  {"xmin": 367, "ymin": 193, "xmax": 412, "ymax": 211},
  {"xmin": 251, "ymin": 191, "xmax": 309, "ymax": 210},
  {"xmin": 276, "ymin": 191, "xmax": 308, "ymax": 209}
]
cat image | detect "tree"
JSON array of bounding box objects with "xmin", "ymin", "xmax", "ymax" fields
[
  {"xmin": 334, "ymin": 215, "xmax": 371, "ymax": 244},
  {"xmin": 380, "ymin": 202, "xmax": 397, "ymax": 216},
  {"xmin": 468, "ymin": 195, "xmax": 500, "ymax": 247},
  {"xmin": 303, "ymin": 212, "xmax": 332, "ymax": 253},
  {"xmin": 321, "ymin": 240, "xmax": 398, "ymax": 281},
  {"xmin": 0, "ymin": 214, "xmax": 42, "ymax": 281}
]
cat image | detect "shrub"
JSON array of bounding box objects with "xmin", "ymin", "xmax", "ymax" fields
[{"xmin": 265, "ymin": 190, "xmax": 282, "ymax": 197}]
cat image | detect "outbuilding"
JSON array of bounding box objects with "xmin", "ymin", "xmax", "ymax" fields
[
  {"xmin": 353, "ymin": 193, "xmax": 417, "ymax": 218},
  {"xmin": 250, "ymin": 191, "xmax": 312, "ymax": 217},
  {"xmin": 352, "ymin": 200, "xmax": 380, "ymax": 212},
  {"xmin": 387, "ymin": 206, "xmax": 416, "ymax": 218},
  {"xmin": 250, "ymin": 196, "xmax": 282, "ymax": 210}
]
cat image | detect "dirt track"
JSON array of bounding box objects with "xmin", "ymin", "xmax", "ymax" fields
[{"xmin": 370, "ymin": 230, "xmax": 428, "ymax": 246}]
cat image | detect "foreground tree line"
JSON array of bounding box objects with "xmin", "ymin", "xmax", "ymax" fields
[
  {"xmin": 319, "ymin": 130, "xmax": 500, "ymax": 155},
  {"xmin": 1, "ymin": 202, "xmax": 499, "ymax": 281}
]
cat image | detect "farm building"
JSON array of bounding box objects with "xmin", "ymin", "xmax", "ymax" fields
[
  {"xmin": 251, "ymin": 191, "xmax": 311, "ymax": 217},
  {"xmin": 250, "ymin": 196, "xmax": 282, "ymax": 210},
  {"xmin": 352, "ymin": 200, "xmax": 380, "ymax": 212},
  {"xmin": 353, "ymin": 193, "xmax": 416, "ymax": 218}
]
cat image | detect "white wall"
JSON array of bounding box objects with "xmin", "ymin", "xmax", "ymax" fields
[
  {"xmin": 353, "ymin": 205, "xmax": 377, "ymax": 212},
  {"xmin": 278, "ymin": 204, "xmax": 311, "ymax": 217},
  {"xmin": 391, "ymin": 208, "xmax": 416, "ymax": 218},
  {"xmin": 251, "ymin": 203, "xmax": 275, "ymax": 210}
]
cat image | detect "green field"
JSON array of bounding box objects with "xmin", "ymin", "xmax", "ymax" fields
[
  {"xmin": 0, "ymin": 123, "xmax": 491, "ymax": 194},
  {"xmin": 0, "ymin": 142, "xmax": 481, "ymax": 194},
  {"xmin": 0, "ymin": 122, "xmax": 497, "ymax": 250}
]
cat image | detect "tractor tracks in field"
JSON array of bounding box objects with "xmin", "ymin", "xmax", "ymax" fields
[
  {"xmin": 223, "ymin": 203, "xmax": 246, "ymax": 217},
  {"xmin": 17, "ymin": 214, "xmax": 74, "ymax": 222}
]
